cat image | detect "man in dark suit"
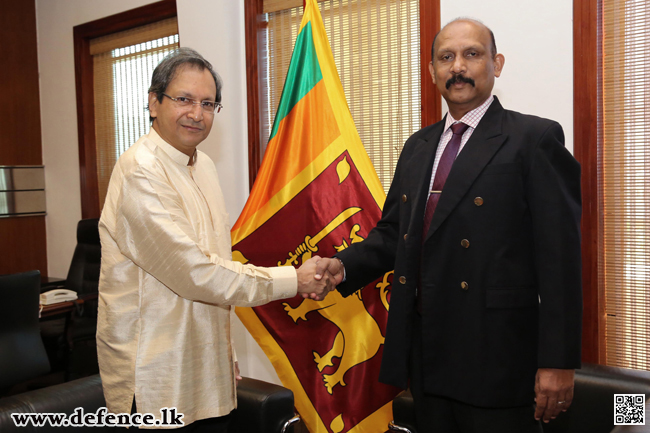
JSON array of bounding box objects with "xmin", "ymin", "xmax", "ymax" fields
[{"xmin": 314, "ymin": 18, "xmax": 582, "ymax": 432}]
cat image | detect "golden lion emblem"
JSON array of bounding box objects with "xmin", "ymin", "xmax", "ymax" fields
[
  {"xmin": 234, "ymin": 202, "xmax": 393, "ymax": 396},
  {"xmin": 281, "ymin": 221, "xmax": 392, "ymax": 394}
]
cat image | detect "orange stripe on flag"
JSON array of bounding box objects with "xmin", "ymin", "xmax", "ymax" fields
[
  {"xmin": 233, "ymin": 1, "xmax": 400, "ymax": 431},
  {"xmin": 233, "ymin": 79, "xmax": 339, "ymax": 231}
]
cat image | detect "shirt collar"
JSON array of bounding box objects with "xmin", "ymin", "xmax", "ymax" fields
[
  {"xmin": 147, "ymin": 127, "xmax": 197, "ymax": 166},
  {"xmin": 444, "ymin": 95, "xmax": 494, "ymax": 131}
]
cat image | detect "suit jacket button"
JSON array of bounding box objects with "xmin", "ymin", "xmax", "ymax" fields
[
  {"xmin": 404, "ymin": 233, "xmax": 408, "ymax": 240},
  {"xmin": 399, "ymin": 276, "xmax": 406, "ymax": 284},
  {"xmin": 461, "ymin": 281, "xmax": 469, "ymax": 290},
  {"xmin": 474, "ymin": 197, "xmax": 484, "ymax": 206},
  {"xmin": 402, "ymin": 194, "xmax": 408, "ymax": 203},
  {"xmin": 461, "ymin": 239, "xmax": 470, "ymax": 248}
]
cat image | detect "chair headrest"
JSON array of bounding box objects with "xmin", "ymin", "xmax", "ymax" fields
[{"xmin": 77, "ymin": 219, "xmax": 100, "ymax": 245}]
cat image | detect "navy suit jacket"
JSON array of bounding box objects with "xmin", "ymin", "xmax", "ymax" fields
[{"xmin": 336, "ymin": 97, "xmax": 582, "ymax": 408}]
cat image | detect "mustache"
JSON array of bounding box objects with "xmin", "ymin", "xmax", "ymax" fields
[
  {"xmin": 181, "ymin": 121, "xmax": 203, "ymax": 129},
  {"xmin": 446, "ymin": 74, "xmax": 475, "ymax": 89}
]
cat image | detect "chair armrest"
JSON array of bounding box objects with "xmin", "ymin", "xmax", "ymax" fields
[
  {"xmin": 541, "ymin": 364, "xmax": 650, "ymax": 433},
  {"xmin": 389, "ymin": 390, "xmax": 417, "ymax": 433},
  {"xmin": 232, "ymin": 377, "xmax": 299, "ymax": 433},
  {"xmin": 0, "ymin": 374, "xmax": 112, "ymax": 432},
  {"xmin": 0, "ymin": 374, "xmax": 299, "ymax": 433}
]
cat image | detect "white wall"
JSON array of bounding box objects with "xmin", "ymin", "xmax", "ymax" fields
[
  {"xmin": 176, "ymin": 0, "xmax": 280, "ymax": 385},
  {"xmin": 37, "ymin": 0, "xmax": 155, "ymax": 281},
  {"xmin": 36, "ymin": 0, "xmax": 573, "ymax": 387},
  {"xmin": 439, "ymin": 0, "xmax": 574, "ymax": 152},
  {"xmin": 175, "ymin": 0, "xmax": 250, "ymax": 226},
  {"xmin": 36, "ymin": 0, "xmax": 278, "ymax": 385}
]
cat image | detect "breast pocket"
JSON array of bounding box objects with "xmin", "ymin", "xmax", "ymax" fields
[{"xmin": 474, "ymin": 163, "xmax": 525, "ymax": 214}]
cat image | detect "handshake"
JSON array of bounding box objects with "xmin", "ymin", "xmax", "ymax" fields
[{"xmin": 295, "ymin": 256, "xmax": 345, "ymax": 301}]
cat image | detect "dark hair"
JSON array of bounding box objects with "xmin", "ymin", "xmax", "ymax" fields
[
  {"xmin": 431, "ymin": 18, "xmax": 497, "ymax": 61},
  {"xmin": 147, "ymin": 47, "xmax": 222, "ymax": 122}
]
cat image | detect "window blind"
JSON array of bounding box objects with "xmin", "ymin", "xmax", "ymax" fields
[
  {"xmin": 91, "ymin": 18, "xmax": 179, "ymax": 210},
  {"xmin": 601, "ymin": 0, "xmax": 650, "ymax": 370},
  {"xmin": 264, "ymin": 0, "xmax": 329, "ymax": 13},
  {"xmin": 261, "ymin": 0, "xmax": 420, "ymax": 193}
]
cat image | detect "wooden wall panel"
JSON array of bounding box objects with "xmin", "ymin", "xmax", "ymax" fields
[
  {"xmin": 420, "ymin": 0, "xmax": 441, "ymax": 127},
  {"xmin": 0, "ymin": 0, "xmax": 42, "ymax": 165},
  {"xmin": 74, "ymin": 0, "xmax": 177, "ymax": 219},
  {"xmin": 245, "ymin": 0, "xmax": 264, "ymax": 189},
  {"xmin": 0, "ymin": 0, "xmax": 47, "ymax": 277},
  {"xmin": 573, "ymin": 0, "xmax": 601, "ymax": 364},
  {"xmin": 0, "ymin": 217, "xmax": 48, "ymax": 277}
]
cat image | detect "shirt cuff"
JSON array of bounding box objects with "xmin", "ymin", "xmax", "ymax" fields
[{"xmin": 269, "ymin": 265, "xmax": 298, "ymax": 300}]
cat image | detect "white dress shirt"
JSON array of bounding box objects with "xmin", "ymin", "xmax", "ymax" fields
[{"xmin": 428, "ymin": 95, "xmax": 495, "ymax": 193}]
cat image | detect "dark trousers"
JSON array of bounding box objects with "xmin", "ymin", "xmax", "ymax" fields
[{"xmin": 409, "ymin": 314, "xmax": 542, "ymax": 433}]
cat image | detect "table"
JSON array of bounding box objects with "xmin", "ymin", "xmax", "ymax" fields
[
  {"xmin": 39, "ymin": 276, "xmax": 66, "ymax": 293},
  {"xmin": 39, "ymin": 293, "xmax": 98, "ymax": 318}
]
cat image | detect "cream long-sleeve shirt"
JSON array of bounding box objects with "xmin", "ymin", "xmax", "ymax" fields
[{"xmin": 97, "ymin": 128, "xmax": 297, "ymax": 427}]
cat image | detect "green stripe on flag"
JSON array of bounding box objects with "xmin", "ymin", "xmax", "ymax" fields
[{"xmin": 268, "ymin": 21, "xmax": 323, "ymax": 142}]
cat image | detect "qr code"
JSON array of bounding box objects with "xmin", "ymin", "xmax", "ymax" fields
[{"xmin": 615, "ymin": 394, "xmax": 645, "ymax": 425}]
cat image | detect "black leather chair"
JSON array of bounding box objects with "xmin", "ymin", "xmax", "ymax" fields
[
  {"xmin": 40, "ymin": 219, "xmax": 102, "ymax": 380},
  {"xmin": 0, "ymin": 270, "xmax": 51, "ymax": 395},
  {"xmin": 544, "ymin": 364, "xmax": 650, "ymax": 433},
  {"xmin": 388, "ymin": 389, "xmax": 416, "ymax": 433},
  {"xmin": 0, "ymin": 374, "xmax": 300, "ymax": 432},
  {"xmin": 64, "ymin": 219, "xmax": 101, "ymax": 299},
  {"xmin": 234, "ymin": 377, "xmax": 300, "ymax": 433},
  {"xmin": 63, "ymin": 218, "xmax": 101, "ymax": 380},
  {"xmin": 388, "ymin": 363, "xmax": 650, "ymax": 433}
]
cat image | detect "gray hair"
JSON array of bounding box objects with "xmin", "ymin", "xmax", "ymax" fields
[{"xmin": 147, "ymin": 47, "xmax": 222, "ymax": 122}]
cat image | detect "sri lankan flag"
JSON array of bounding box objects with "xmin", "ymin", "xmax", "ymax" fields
[{"xmin": 231, "ymin": 0, "xmax": 400, "ymax": 431}]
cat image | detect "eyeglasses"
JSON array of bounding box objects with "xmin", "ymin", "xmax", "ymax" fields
[{"xmin": 162, "ymin": 93, "xmax": 223, "ymax": 114}]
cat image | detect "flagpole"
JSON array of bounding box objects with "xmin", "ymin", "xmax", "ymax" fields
[{"xmin": 233, "ymin": 0, "xmax": 399, "ymax": 429}]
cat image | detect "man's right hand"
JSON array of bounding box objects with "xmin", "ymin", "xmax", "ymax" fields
[
  {"xmin": 296, "ymin": 256, "xmax": 334, "ymax": 301},
  {"xmin": 314, "ymin": 257, "xmax": 345, "ymax": 287}
]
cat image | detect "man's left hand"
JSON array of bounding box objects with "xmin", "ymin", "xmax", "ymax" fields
[
  {"xmin": 235, "ymin": 361, "xmax": 242, "ymax": 381},
  {"xmin": 534, "ymin": 368, "xmax": 575, "ymax": 423}
]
